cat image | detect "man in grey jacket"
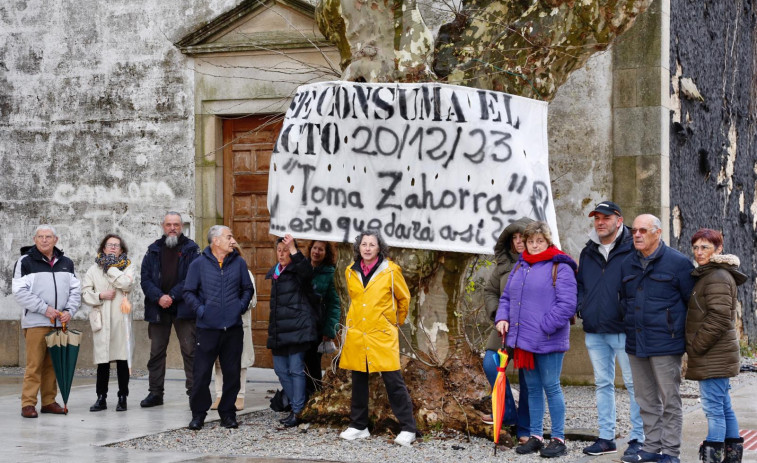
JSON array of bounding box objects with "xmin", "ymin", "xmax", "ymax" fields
[{"xmin": 12, "ymin": 225, "xmax": 81, "ymax": 418}]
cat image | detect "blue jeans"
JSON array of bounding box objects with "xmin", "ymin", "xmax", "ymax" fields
[
  {"xmin": 273, "ymin": 351, "xmax": 306, "ymax": 413},
  {"xmin": 523, "ymin": 352, "xmax": 565, "ymax": 440},
  {"xmin": 483, "ymin": 350, "xmax": 530, "ymax": 439},
  {"xmin": 585, "ymin": 332, "xmax": 644, "ymax": 442},
  {"xmin": 699, "ymin": 377, "xmax": 739, "ymax": 442}
]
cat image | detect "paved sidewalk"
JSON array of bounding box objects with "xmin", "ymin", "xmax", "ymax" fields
[
  {"xmin": 0, "ymin": 368, "xmax": 327, "ymax": 462},
  {"xmin": 2, "ymin": 368, "xmax": 755, "ymax": 462},
  {"xmin": 575, "ymin": 379, "xmax": 757, "ymax": 463}
]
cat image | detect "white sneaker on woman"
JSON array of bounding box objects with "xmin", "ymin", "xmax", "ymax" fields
[
  {"xmin": 339, "ymin": 427, "xmax": 370, "ymax": 440},
  {"xmin": 394, "ymin": 431, "xmax": 416, "ymax": 447}
]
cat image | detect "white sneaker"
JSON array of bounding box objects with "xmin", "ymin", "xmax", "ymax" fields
[
  {"xmin": 339, "ymin": 427, "xmax": 370, "ymax": 441},
  {"xmin": 394, "ymin": 431, "xmax": 416, "ymax": 447}
]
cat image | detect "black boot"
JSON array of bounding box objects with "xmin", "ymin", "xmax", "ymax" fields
[
  {"xmin": 698, "ymin": 441, "xmax": 723, "ymax": 463},
  {"xmin": 282, "ymin": 412, "xmax": 301, "ymax": 428},
  {"xmin": 89, "ymin": 395, "xmax": 107, "ymax": 412},
  {"xmin": 116, "ymin": 395, "xmax": 127, "ymax": 412},
  {"xmin": 723, "ymin": 437, "xmax": 744, "ymax": 463},
  {"xmin": 279, "ymin": 411, "xmax": 294, "ymax": 424}
]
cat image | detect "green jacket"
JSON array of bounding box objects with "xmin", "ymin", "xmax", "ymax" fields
[{"xmin": 311, "ymin": 263, "xmax": 342, "ymax": 339}]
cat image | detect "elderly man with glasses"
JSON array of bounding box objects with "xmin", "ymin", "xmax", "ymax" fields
[{"xmin": 618, "ymin": 214, "xmax": 695, "ymax": 463}]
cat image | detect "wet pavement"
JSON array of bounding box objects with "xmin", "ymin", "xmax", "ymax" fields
[
  {"xmin": 1, "ymin": 368, "xmax": 755, "ymax": 462},
  {"xmin": 0, "ymin": 368, "xmax": 328, "ymax": 462}
]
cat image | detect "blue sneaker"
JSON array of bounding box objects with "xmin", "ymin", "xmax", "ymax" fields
[
  {"xmin": 658, "ymin": 455, "xmax": 680, "ymax": 463},
  {"xmin": 621, "ymin": 449, "xmax": 663, "ymax": 462},
  {"xmin": 624, "ymin": 439, "xmax": 644, "ymax": 456},
  {"xmin": 583, "ymin": 438, "xmax": 617, "ymax": 455}
]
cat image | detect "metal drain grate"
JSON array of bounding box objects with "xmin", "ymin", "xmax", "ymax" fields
[{"xmin": 742, "ymin": 429, "xmax": 757, "ymax": 451}]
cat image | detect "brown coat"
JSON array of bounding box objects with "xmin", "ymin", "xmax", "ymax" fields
[{"xmin": 685, "ymin": 254, "xmax": 747, "ymax": 381}]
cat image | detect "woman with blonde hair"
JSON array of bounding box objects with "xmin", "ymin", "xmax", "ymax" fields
[{"xmin": 495, "ymin": 221, "xmax": 577, "ymax": 457}]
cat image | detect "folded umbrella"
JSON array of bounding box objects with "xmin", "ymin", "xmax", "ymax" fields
[
  {"xmin": 45, "ymin": 323, "xmax": 81, "ymax": 414},
  {"xmin": 491, "ymin": 337, "xmax": 510, "ymax": 455}
]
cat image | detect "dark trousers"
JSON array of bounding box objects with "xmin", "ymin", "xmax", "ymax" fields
[
  {"xmin": 190, "ymin": 325, "xmax": 243, "ymax": 419},
  {"xmin": 350, "ymin": 369, "xmax": 418, "ymax": 434},
  {"xmin": 146, "ymin": 313, "xmax": 195, "ymax": 396},
  {"xmin": 96, "ymin": 361, "xmax": 129, "ymax": 397},
  {"xmin": 304, "ymin": 341, "xmax": 323, "ymax": 397}
]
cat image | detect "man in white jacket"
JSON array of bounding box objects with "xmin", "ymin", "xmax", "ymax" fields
[{"xmin": 12, "ymin": 224, "xmax": 81, "ymax": 418}]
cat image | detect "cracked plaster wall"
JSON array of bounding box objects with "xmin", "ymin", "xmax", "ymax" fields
[
  {"xmin": 0, "ymin": 0, "xmax": 241, "ymax": 320},
  {"xmin": 669, "ymin": 0, "xmax": 757, "ymax": 341}
]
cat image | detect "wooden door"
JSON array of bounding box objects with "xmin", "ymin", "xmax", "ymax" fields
[{"xmin": 223, "ymin": 115, "xmax": 282, "ymax": 368}]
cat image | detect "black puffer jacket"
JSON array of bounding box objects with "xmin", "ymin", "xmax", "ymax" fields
[
  {"xmin": 685, "ymin": 254, "xmax": 747, "ymax": 381},
  {"xmin": 265, "ymin": 251, "xmax": 318, "ymax": 350}
]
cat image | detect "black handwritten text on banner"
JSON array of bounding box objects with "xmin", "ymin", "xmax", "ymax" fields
[{"xmin": 268, "ymin": 81, "xmax": 558, "ymax": 254}]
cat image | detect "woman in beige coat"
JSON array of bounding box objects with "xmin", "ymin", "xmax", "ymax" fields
[{"xmin": 82, "ymin": 233, "xmax": 136, "ymax": 412}]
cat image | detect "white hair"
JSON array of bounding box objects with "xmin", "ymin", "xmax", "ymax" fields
[
  {"xmin": 207, "ymin": 225, "xmax": 229, "ymax": 244},
  {"xmin": 34, "ymin": 224, "xmax": 57, "ymax": 237}
]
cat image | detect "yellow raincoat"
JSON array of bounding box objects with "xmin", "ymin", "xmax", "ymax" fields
[{"xmin": 339, "ymin": 259, "xmax": 410, "ymax": 373}]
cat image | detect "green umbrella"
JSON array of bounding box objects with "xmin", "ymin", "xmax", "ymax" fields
[{"xmin": 45, "ymin": 326, "xmax": 82, "ymax": 414}]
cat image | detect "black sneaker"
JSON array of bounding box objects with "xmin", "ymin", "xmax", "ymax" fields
[
  {"xmin": 621, "ymin": 449, "xmax": 663, "ymax": 462},
  {"xmin": 540, "ymin": 439, "xmax": 568, "ymax": 458},
  {"xmin": 515, "ymin": 436, "xmax": 544, "ymax": 454},
  {"xmin": 624, "ymin": 439, "xmax": 644, "ymax": 456},
  {"xmin": 583, "ymin": 437, "xmax": 617, "ymax": 455},
  {"xmin": 140, "ymin": 392, "xmax": 164, "ymax": 408}
]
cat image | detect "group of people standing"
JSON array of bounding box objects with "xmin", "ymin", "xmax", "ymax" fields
[
  {"xmin": 11, "ymin": 204, "xmax": 748, "ymax": 461},
  {"xmin": 265, "ymin": 230, "xmax": 418, "ymax": 446},
  {"xmin": 485, "ymin": 201, "xmax": 745, "ymax": 463},
  {"xmin": 11, "ymin": 213, "xmax": 417, "ymax": 447}
]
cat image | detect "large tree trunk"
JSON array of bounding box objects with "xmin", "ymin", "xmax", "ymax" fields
[{"xmin": 307, "ymin": 0, "xmax": 653, "ymax": 437}]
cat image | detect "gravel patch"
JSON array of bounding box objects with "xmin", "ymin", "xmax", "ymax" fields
[{"xmin": 110, "ymin": 367, "xmax": 757, "ymax": 463}]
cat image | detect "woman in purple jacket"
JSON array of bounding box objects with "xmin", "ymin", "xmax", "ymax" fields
[{"xmin": 495, "ymin": 221, "xmax": 577, "ymax": 458}]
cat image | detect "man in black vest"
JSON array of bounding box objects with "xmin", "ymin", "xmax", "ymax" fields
[{"xmin": 140, "ymin": 212, "xmax": 200, "ymax": 407}]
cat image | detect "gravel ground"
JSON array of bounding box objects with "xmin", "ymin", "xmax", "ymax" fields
[{"xmin": 107, "ymin": 363, "xmax": 757, "ymax": 463}]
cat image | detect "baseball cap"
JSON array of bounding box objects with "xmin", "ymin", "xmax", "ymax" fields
[{"xmin": 588, "ymin": 201, "xmax": 622, "ymax": 217}]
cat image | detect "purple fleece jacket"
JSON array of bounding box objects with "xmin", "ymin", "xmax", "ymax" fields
[{"xmin": 495, "ymin": 254, "xmax": 577, "ymax": 354}]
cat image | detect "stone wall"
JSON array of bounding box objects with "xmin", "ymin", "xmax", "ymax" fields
[
  {"xmin": 0, "ymin": 0, "xmax": 241, "ymax": 321},
  {"xmin": 669, "ymin": 0, "xmax": 757, "ymax": 342}
]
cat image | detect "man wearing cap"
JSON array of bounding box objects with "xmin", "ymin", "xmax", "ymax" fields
[
  {"xmin": 577, "ymin": 202, "xmax": 644, "ymax": 457},
  {"xmin": 619, "ymin": 214, "xmax": 694, "ymax": 463}
]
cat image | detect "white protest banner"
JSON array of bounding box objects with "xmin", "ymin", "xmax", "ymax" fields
[{"xmin": 268, "ymin": 81, "xmax": 558, "ymax": 254}]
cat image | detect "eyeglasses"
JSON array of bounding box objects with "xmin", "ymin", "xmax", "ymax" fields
[
  {"xmin": 630, "ymin": 227, "xmax": 657, "ymax": 235},
  {"xmin": 104, "ymin": 243, "xmax": 121, "ymax": 249},
  {"xmin": 692, "ymin": 245, "xmax": 714, "ymax": 252}
]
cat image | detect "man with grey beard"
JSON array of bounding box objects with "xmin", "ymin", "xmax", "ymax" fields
[{"xmin": 140, "ymin": 212, "xmax": 200, "ymax": 407}]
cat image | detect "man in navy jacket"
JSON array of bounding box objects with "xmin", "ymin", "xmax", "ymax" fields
[
  {"xmin": 140, "ymin": 212, "xmax": 200, "ymax": 407},
  {"xmin": 184, "ymin": 225, "xmax": 254, "ymax": 430},
  {"xmin": 619, "ymin": 214, "xmax": 694, "ymax": 463},
  {"xmin": 577, "ymin": 202, "xmax": 644, "ymax": 457}
]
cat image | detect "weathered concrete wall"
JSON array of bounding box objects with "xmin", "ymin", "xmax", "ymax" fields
[
  {"xmin": 0, "ymin": 0, "xmax": 241, "ymax": 322},
  {"xmin": 669, "ymin": 0, "xmax": 757, "ymax": 342},
  {"xmin": 549, "ymin": 51, "xmax": 615, "ymax": 258}
]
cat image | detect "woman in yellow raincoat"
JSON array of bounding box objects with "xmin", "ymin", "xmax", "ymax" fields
[{"xmin": 338, "ymin": 230, "xmax": 417, "ymax": 447}]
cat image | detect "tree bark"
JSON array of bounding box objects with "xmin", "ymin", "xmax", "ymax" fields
[{"xmin": 308, "ymin": 0, "xmax": 653, "ymax": 437}]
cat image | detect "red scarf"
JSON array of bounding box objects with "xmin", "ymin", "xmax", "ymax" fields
[
  {"xmin": 512, "ymin": 245, "xmax": 569, "ymax": 370},
  {"xmin": 522, "ymin": 245, "xmax": 565, "ymax": 265}
]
